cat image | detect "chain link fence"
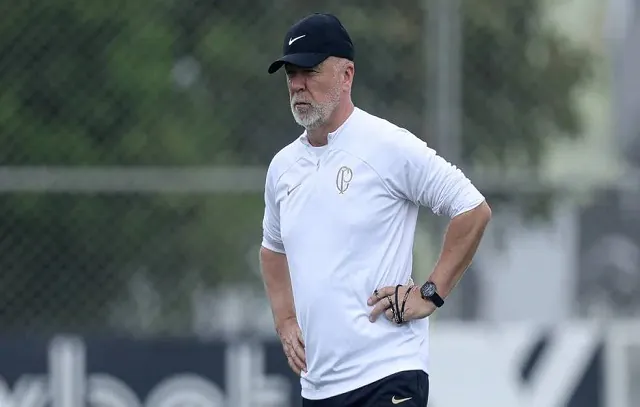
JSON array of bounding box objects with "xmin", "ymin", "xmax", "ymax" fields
[{"xmin": 0, "ymin": 0, "xmax": 612, "ymax": 335}]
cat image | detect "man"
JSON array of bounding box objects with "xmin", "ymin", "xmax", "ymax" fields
[{"xmin": 260, "ymin": 12, "xmax": 491, "ymax": 407}]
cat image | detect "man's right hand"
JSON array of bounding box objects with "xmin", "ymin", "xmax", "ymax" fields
[{"xmin": 276, "ymin": 316, "xmax": 307, "ymax": 375}]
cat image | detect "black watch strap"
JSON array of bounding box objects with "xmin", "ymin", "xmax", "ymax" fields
[{"xmin": 429, "ymin": 291, "xmax": 444, "ymax": 307}]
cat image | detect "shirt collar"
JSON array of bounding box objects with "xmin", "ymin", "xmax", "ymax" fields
[{"xmin": 298, "ymin": 107, "xmax": 359, "ymax": 147}]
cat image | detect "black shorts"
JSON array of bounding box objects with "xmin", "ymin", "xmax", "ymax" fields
[{"xmin": 302, "ymin": 370, "xmax": 429, "ymax": 407}]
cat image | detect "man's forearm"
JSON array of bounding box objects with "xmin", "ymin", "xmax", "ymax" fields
[
  {"xmin": 259, "ymin": 246, "xmax": 297, "ymax": 327},
  {"xmin": 428, "ymin": 201, "xmax": 491, "ymax": 298}
]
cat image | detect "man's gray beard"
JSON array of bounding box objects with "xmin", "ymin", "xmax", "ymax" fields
[{"xmin": 291, "ymin": 104, "xmax": 325, "ymax": 129}]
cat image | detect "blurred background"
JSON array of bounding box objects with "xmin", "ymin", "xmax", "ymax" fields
[{"xmin": 0, "ymin": 0, "xmax": 638, "ymax": 406}]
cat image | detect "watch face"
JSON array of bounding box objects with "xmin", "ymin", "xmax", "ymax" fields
[{"xmin": 421, "ymin": 282, "xmax": 436, "ymax": 297}]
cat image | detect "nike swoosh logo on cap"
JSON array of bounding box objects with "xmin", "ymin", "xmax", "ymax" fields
[
  {"xmin": 391, "ymin": 396, "xmax": 412, "ymax": 404},
  {"xmin": 288, "ymin": 35, "xmax": 306, "ymax": 45}
]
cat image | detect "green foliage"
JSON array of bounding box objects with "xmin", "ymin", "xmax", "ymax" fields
[
  {"xmin": 0, "ymin": 0, "xmax": 592, "ymax": 332},
  {"xmin": 462, "ymin": 0, "xmax": 591, "ymax": 168}
]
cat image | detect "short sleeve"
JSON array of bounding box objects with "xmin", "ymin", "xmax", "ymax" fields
[
  {"xmin": 384, "ymin": 129, "xmax": 485, "ymax": 218},
  {"xmin": 261, "ymin": 163, "xmax": 286, "ymax": 253}
]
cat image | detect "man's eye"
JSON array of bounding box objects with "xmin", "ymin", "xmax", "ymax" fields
[{"xmin": 286, "ymin": 70, "xmax": 314, "ymax": 77}]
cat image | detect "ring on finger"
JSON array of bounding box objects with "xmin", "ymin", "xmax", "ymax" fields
[
  {"xmin": 387, "ymin": 296, "xmax": 397, "ymax": 320},
  {"xmin": 389, "ymin": 295, "xmax": 403, "ymax": 325}
]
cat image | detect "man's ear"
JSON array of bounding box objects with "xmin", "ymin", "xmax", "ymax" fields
[{"xmin": 343, "ymin": 62, "xmax": 355, "ymax": 90}]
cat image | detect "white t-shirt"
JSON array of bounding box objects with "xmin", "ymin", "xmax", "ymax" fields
[{"xmin": 261, "ymin": 107, "xmax": 485, "ymax": 400}]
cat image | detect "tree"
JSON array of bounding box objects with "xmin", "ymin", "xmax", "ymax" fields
[
  {"xmin": 0, "ymin": 0, "xmax": 592, "ymax": 333},
  {"xmin": 0, "ymin": 0, "xmax": 262, "ymax": 332},
  {"xmin": 186, "ymin": 0, "xmax": 590, "ymax": 164}
]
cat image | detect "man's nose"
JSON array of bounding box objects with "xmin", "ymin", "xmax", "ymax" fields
[{"xmin": 289, "ymin": 74, "xmax": 306, "ymax": 92}]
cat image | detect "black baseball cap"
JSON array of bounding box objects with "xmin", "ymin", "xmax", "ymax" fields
[{"xmin": 268, "ymin": 13, "xmax": 354, "ymax": 74}]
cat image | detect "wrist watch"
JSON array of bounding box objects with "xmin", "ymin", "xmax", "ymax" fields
[{"xmin": 419, "ymin": 281, "xmax": 444, "ymax": 307}]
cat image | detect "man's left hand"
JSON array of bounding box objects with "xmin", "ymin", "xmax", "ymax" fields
[{"xmin": 368, "ymin": 285, "xmax": 437, "ymax": 324}]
